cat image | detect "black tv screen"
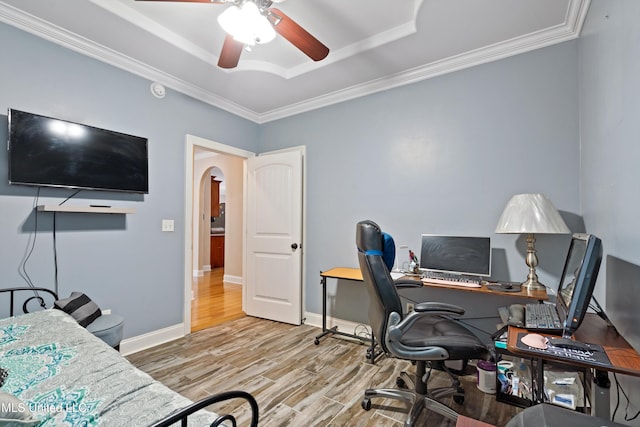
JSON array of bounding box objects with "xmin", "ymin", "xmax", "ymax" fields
[{"xmin": 8, "ymin": 109, "xmax": 148, "ymax": 194}]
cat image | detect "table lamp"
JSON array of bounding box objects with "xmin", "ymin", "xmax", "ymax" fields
[{"xmin": 495, "ymin": 193, "xmax": 570, "ymax": 290}]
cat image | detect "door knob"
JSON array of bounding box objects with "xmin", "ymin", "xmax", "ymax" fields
[{"xmin": 291, "ymin": 243, "xmax": 298, "ymax": 250}]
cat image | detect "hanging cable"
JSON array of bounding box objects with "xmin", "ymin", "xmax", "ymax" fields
[
  {"xmin": 52, "ymin": 189, "xmax": 79, "ymax": 296},
  {"xmin": 58, "ymin": 189, "xmax": 81, "ymax": 206},
  {"xmin": 19, "ymin": 188, "xmax": 40, "ymax": 288},
  {"xmin": 53, "ymin": 211, "xmax": 59, "ymax": 296},
  {"xmin": 613, "ymin": 373, "xmax": 640, "ymax": 422},
  {"xmin": 19, "ymin": 188, "xmax": 43, "ymax": 309}
]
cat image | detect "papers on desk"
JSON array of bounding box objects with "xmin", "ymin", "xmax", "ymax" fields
[{"xmin": 390, "ymin": 272, "xmax": 405, "ymax": 280}]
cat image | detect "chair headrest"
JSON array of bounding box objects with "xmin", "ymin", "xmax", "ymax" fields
[
  {"xmin": 356, "ymin": 220, "xmax": 383, "ymax": 253},
  {"xmin": 356, "ymin": 220, "xmax": 396, "ymax": 270}
]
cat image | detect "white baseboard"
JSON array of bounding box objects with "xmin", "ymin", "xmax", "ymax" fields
[
  {"xmin": 120, "ymin": 313, "xmax": 367, "ymax": 356},
  {"xmin": 193, "ymin": 269, "xmax": 204, "ymax": 277},
  {"xmin": 223, "ymin": 274, "xmax": 242, "ymax": 284},
  {"xmin": 303, "ymin": 312, "xmax": 371, "ymax": 341},
  {"xmin": 120, "ymin": 323, "xmax": 185, "ymax": 356}
]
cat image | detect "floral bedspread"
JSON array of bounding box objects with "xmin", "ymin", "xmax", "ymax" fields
[{"xmin": 0, "ymin": 309, "xmax": 215, "ymax": 426}]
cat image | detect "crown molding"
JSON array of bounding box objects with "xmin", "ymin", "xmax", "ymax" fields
[
  {"xmin": 0, "ymin": 0, "xmax": 590, "ymax": 124},
  {"xmin": 0, "ymin": 2, "xmax": 260, "ymax": 122}
]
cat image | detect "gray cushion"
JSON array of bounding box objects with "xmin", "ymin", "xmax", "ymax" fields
[{"xmin": 86, "ymin": 314, "xmax": 124, "ymax": 348}]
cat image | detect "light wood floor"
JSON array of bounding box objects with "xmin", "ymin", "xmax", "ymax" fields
[
  {"xmin": 128, "ymin": 316, "xmax": 522, "ymax": 426},
  {"xmin": 191, "ymin": 268, "xmax": 245, "ymax": 332}
]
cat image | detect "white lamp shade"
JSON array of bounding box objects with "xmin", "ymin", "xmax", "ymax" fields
[{"xmin": 495, "ymin": 193, "xmax": 570, "ymax": 234}]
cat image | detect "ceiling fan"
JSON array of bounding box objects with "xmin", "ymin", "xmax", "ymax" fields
[{"xmin": 135, "ymin": 0, "xmax": 330, "ymax": 69}]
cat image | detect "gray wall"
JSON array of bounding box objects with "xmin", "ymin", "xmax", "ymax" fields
[
  {"xmin": 579, "ymin": 1, "xmax": 640, "ymax": 423},
  {"xmin": 3, "ymin": 1, "xmax": 639, "ymax": 420},
  {"xmin": 0, "ymin": 22, "xmax": 258, "ymax": 337},
  {"xmin": 259, "ymin": 41, "xmax": 582, "ymax": 324},
  {"xmin": 3, "ymin": 0, "xmax": 638, "ymax": 365}
]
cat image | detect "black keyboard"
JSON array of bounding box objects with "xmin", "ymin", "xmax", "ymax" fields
[{"xmin": 525, "ymin": 303, "xmax": 562, "ymax": 330}]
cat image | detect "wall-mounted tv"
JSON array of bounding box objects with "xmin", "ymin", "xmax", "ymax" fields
[{"xmin": 8, "ymin": 109, "xmax": 149, "ymax": 194}]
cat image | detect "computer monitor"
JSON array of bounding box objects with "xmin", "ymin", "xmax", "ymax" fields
[
  {"xmin": 555, "ymin": 233, "xmax": 603, "ymax": 338},
  {"xmin": 419, "ymin": 235, "xmax": 491, "ymax": 277}
]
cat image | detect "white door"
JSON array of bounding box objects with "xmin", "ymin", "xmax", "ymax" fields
[{"xmin": 245, "ymin": 149, "xmax": 303, "ymax": 325}]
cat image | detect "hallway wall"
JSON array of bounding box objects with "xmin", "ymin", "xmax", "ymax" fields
[{"xmin": 193, "ymin": 152, "xmax": 245, "ymax": 281}]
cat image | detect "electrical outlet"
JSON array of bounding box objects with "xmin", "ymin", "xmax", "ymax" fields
[{"xmin": 406, "ymin": 303, "xmax": 415, "ymax": 313}]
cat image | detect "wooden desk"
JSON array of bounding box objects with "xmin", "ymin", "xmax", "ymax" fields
[
  {"xmin": 505, "ymin": 313, "xmax": 640, "ymax": 417},
  {"xmin": 315, "ymin": 267, "xmax": 548, "ymax": 356},
  {"xmin": 399, "ymin": 275, "xmax": 546, "ymax": 344},
  {"xmin": 321, "ymin": 267, "xmax": 363, "ymax": 282},
  {"xmin": 507, "ymin": 314, "xmax": 640, "ymax": 377},
  {"xmin": 314, "ymin": 268, "xmax": 381, "ymax": 362},
  {"xmin": 314, "ymin": 269, "xmax": 364, "ymax": 342}
]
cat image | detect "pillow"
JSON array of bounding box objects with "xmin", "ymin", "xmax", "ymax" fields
[
  {"xmin": 381, "ymin": 232, "xmax": 396, "ymax": 272},
  {"xmin": 0, "ymin": 392, "xmax": 41, "ymax": 426},
  {"xmin": 54, "ymin": 292, "xmax": 102, "ymax": 327}
]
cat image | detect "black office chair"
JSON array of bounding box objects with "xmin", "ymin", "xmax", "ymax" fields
[{"xmin": 356, "ymin": 220, "xmax": 490, "ymax": 426}]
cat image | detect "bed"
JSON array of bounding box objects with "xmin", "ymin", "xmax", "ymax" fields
[{"xmin": 0, "ymin": 288, "xmax": 258, "ymax": 426}]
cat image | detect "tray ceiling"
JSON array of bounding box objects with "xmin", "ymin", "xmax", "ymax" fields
[{"xmin": 0, "ymin": 0, "xmax": 590, "ymax": 123}]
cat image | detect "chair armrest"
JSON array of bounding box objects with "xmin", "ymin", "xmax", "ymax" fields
[
  {"xmin": 393, "ymin": 303, "xmax": 465, "ymax": 336},
  {"xmin": 414, "ymin": 301, "xmax": 465, "ymax": 316},
  {"xmin": 394, "ymin": 279, "xmax": 423, "ymax": 288},
  {"xmin": 386, "ymin": 311, "xmax": 451, "ymax": 360}
]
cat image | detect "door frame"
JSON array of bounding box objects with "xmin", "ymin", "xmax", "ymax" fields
[{"xmin": 183, "ymin": 134, "xmax": 255, "ymax": 334}]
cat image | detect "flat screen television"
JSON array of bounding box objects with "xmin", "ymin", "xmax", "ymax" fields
[
  {"xmin": 419, "ymin": 235, "xmax": 491, "ymax": 277},
  {"xmin": 8, "ymin": 108, "xmax": 149, "ymax": 194},
  {"xmin": 553, "ymin": 233, "xmax": 603, "ymax": 339}
]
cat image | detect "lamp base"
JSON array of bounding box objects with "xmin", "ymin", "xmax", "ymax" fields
[
  {"xmin": 521, "ymin": 233, "xmax": 547, "ymax": 291},
  {"xmin": 521, "ymin": 278, "xmax": 546, "ymax": 291}
]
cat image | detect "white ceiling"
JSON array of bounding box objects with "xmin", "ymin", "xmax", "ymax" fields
[{"xmin": 0, "ymin": 0, "xmax": 590, "ymax": 123}]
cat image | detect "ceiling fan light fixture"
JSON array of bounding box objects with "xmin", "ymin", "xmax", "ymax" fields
[{"xmin": 217, "ymin": 1, "xmax": 275, "ymax": 46}]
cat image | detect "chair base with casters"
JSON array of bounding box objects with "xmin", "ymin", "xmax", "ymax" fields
[{"xmin": 361, "ymin": 359, "xmax": 465, "ymax": 426}]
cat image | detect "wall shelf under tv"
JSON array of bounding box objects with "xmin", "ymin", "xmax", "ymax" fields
[{"xmin": 36, "ymin": 205, "xmax": 136, "ymax": 214}]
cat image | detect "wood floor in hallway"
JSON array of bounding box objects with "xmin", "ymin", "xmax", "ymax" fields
[{"xmin": 191, "ymin": 268, "xmax": 245, "ymax": 332}]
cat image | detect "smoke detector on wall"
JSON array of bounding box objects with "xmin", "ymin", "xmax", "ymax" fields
[{"xmin": 150, "ymin": 82, "xmax": 166, "ymax": 98}]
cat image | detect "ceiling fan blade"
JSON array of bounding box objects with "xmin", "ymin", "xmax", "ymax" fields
[
  {"xmin": 218, "ymin": 34, "xmax": 244, "ymax": 69},
  {"xmin": 268, "ymin": 8, "xmax": 329, "ymax": 62}
]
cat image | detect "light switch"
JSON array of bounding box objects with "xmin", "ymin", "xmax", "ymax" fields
[{"xmin": 162, "ymin": 219, "xmax": 175, "ymax": 232}]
